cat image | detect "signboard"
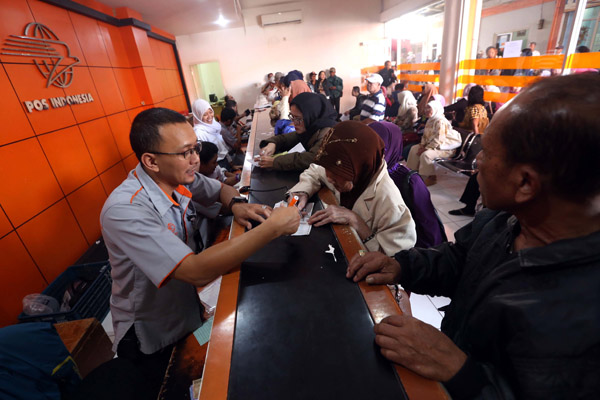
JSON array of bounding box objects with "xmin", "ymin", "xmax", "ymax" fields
[
  {"xmin": 503, "ymin": 39, "xmax": 523, "ymax": 58},
  {"xmin": 1, "ymin": 22, "xmax": 95, "ymax": 113}
]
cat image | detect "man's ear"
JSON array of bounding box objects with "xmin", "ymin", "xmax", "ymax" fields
[
  {"xmin": 514, "ymin": 165, "xmax": 542, "ymax": 204},
  {"xmin": 141, "ymin": 153, "xmax": 160, "ymax": 173}
]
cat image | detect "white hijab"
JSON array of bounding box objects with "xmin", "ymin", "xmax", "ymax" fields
[
  {"xmin": 192, "ymin": 98, "xmax": 228, "ymax": 160},
  {"xmin": 427, "ymin": 100, "xmax": 461, "ymax": 150},
  {"xmin": 397, "ymin": 90, "xmax": 417, "ymax": 116}
]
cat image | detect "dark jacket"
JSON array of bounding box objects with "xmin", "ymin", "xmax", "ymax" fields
[
  {"xmin": 349, "ymin": 94, "xmax": 367, "ymax": 120},
  {"xmin": 261, "ymin": 127, "xmax": 332, "ymax": 171},
  {"xmin": 378, "ymin": 67, "xmax": 397, "ymax": 88},
  {"xmin": 397, "ymin": 209, "xmax": 600, "ymax": 399}
]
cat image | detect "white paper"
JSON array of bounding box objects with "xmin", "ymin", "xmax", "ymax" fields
[
  {"xmin": 273, "ymin": 201, "xmax": 314, "ymax": 236},
  {"xmin": 287, "ymin": 142, "xmax": 306, "ymax": 154},
  {"xmin": 198, "ymin": 276, "xmax": 222, "ymax": 314},
  {"xmin": 503, "ymin": 40, "xmax": 523, "ymax": 58}
]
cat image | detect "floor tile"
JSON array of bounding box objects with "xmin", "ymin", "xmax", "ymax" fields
[{"xmin": 409, "ymin": 293, "xmax": 443, "ymax": 329}]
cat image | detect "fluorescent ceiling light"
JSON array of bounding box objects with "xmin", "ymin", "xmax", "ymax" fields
[{"xmin": 216, "ymin": 14, "xmax": 229, "ymax": 26}]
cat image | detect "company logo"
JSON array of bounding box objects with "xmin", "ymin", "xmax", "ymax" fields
[{"xmin": 1, "ymin": 22, "xmax": 80, "ymax": 88}]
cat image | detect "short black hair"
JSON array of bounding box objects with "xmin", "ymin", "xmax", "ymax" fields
[
  {"xmin": 576, "ymin": 45, "xmax": 590, "ymax": 53},
  {"xmin": 130, "ymin": 108, "xmax": 187, "ymax": 161},
  {"xmin": 352, "ymin": 86, "xmax": 360, "ymax": 93},
  {"xmin": 467, "ymin": 85, "xmax": 485, "ymax": 106},
  {"xmin": 394, "ymin": 83, "xmax": 404, "ymax": 91},
  {"xmin": 521, "ymin": 48, "xmax": 532, "ymax": 56},
  {"xmin": 498, "ymin": 74, "xmax": 600, "ymax": 199},
  {"xmin": 199, "ymin": 141, "xmax": 218, "ymax": 164},
  {"xmin": 225, "ymin": 99, "xmax": 237, "ymax": 108},
  {"xmin": 221, "ymin": 107, "xmax": 237, "ymax": 123}
]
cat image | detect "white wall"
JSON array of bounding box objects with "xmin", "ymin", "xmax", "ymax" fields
[
  {"xmin": 176, "ymin": 0, "xmax": 384, "ymax": 112},
  {"xmin": 478, "ymin": 2, "xmax": 556, "ymax": 53}
]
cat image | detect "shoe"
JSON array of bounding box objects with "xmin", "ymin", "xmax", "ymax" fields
[
  {"xmin": 449, "ymin": 207, "xmax": 475, "ymax": 216},
  {"xmin": 423, "ymin": 175, "xmax": 437, "ymax": 186}
]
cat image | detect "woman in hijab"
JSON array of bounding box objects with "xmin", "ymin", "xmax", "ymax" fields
[
  {"xmin": 283, "ymin": 70, "xmax": 311, "ymax": 102},
  {"xmin": 288, "ymin": 121, "xmax": 416, "ymax": 256},
  {"xmin": 416, "ymin": 83, "xmax": 438, "ymax": 118},
  {"xmin": 407, "ymin": 100, "xmax": 462, "ymax": 186},
  {"xmin": 258, "ymin": 92, "xmax": 337, "ymax": 171},
  {"xmin": 394, "ymin": 90, "xmax": 418, "ymax": 131},
  {"xmin": 367, "ymin": 121, "xmax": 403, "ymax": 168},
  {"xmin": 192, "ymin": 99, "xmax": 230, "ymax": 168}
]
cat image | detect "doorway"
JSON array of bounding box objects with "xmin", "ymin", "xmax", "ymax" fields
[{"xmin": 190, "ymin": 61, "xmax": 226, "ymax": 108}]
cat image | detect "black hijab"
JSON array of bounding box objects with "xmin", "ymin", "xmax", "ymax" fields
[{"xmin": 290, "ymin": 92, "xmax": 338, "ymax": 148}]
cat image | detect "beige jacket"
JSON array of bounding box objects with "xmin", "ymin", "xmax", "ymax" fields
[{"xmin": 290, "ymin": 162, "xmax": 416, "ymax": 256}]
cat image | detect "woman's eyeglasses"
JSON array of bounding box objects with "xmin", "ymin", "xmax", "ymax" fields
[
  {"xmin": 150, "ymin": 142, "xmax": 202, "ymax": 160},
  {"xmin": 288, "ymin": 113, "xmax": 304, "ymax": 124}
]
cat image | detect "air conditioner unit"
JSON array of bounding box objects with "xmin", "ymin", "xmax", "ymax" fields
[{"xmin": 259, "ymin": 10, "xmax": 302, "ymax": 27}]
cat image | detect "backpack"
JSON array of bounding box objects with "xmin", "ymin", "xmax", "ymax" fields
[{"xmin": 388, "ymin": 163, "xmax": 447, "ymax": 248}]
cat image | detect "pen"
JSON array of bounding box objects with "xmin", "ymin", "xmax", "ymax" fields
[{"xmin": 288, "ymin": 195, "xmax": 299, "ymax": 207}]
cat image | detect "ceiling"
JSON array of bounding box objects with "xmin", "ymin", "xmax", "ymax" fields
[{"xmin": 99, "ymin": 0, "xmax": 300, "ymax": 36}]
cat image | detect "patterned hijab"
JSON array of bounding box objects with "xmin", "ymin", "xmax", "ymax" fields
[{"xmin": 316, "ymin": 121, "xmax": 385, "ymax": 209}]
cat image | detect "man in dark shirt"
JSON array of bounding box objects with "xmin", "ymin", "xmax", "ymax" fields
[
  {"xmin": 347, "ymin": 74, "xmax": 600, "ymax": 399},
  {"xmin": 327, "ymin": 67, "xmax": 343, "ymax": 116},
  {"xmin": 343, "ymin": 86, "xmax": 366, "ymax": 120},
  {"xmin": 378, "ymin": 60, "xmax": 397, "ymax": 89}
]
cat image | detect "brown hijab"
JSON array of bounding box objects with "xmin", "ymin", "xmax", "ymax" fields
[
  {"xmin": 316, "ymin": 121, "xmax": 385, "ymax": 209},
  {"xmin": 417, "ymin": 83, "xmax": 439, "ymax": 117}
]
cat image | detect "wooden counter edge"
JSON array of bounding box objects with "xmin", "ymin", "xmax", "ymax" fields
[{"xmin": 319, "ymin": 188, "xmax": 449, "ymax": 400}]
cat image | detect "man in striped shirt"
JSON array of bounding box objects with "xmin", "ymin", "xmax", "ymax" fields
[{"xmin": 360, "ymin": 73, "xmax": 386, "ymax": 123}]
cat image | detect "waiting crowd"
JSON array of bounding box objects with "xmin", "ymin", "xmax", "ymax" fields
[{"xmin": 95, "ymin": 54, "xmax": 600, "ymax": 400}]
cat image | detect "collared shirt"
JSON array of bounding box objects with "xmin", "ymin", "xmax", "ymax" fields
[
  {"xmin": 360, "ymin": 90, "xmax": 386, "ymax": 121},
  {"xmin": 100, "ymin": 163, "xmax": 221, "ymax": 354},
  {"xmin": 219, "ymin": 121, "xmax": 237, "ymax": 150}
]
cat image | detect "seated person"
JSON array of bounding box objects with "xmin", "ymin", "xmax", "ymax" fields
[
  {"xmin": 395, "ymin": 89, "xmax": 418, "ymax": 132},
  {"xmin": 406, "ymin": 100, "xmax": 461, "ymax": 186},
  {"xmin": 283, "ymin": 70, "xmax": 311, "ymax": 101},
  {"xmin": 101, "ymin": 108, "xmax": 300, "ymax": 398},
  {"xmin": 198, "ymin": 141, "xmax": 239, "ymax": 186},
  {"xmin": 459, "ymin": 85, "xmax": 489, "ymax": 135},
  {"xmin": 347, "ymin": 74, "xmax": 600, "ymax": 399},
  {"xmin": 444, "ymin": 83, "xmax": 475, "ymax": 126},
  {"xmin": 224, "ymin": 99, "xmax": 247, "ymax": 125},
  {"xmin": 258, "ymin": 92, "xmax": 337, "ymax": 171},
  {"xmin": 360, "ymin": 74, "xmax": 386, "ymax": 123},
  {"xmin": 289, "ymin": 121, "xmax": 416, "ymax": 256},
  {"xmin": 385, "ymin": 83, "xmax": 404, "ymax": 119},
  {"xmin": 269, "ymin": 108, "xmax": 295, "ymax": 136},
  {"xmin": 367, "ymin": 121, "xmax": 403, "ymax": 168},
  {"xmin": 191, "ymin": 98, "xmax": 230, "ymax": 169},
  {"xmin": 219, "ymin": 108, "xmax": 244, "ymax": 166},
  {"xmin": 343, "ymin": 86, "xmax": 366, "ymax": 120}
]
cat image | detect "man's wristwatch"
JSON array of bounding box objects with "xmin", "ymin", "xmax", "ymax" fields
[{"xmin": 228, "ymin": 196, "xmax": 248, "ymax": 209}]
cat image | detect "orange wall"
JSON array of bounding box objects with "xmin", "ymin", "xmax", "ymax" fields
[{"xmin": 0, "ymin": 0, "xmax": 188, "ymax": 327}]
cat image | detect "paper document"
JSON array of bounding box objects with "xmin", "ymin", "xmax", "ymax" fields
[
  {"xmin": 274, "ymin": 201, "xmax": 314, "ymax": 236},
  {"xmin": 287, "ymin": 142, "xmax": 306, "ymax": 154},
  {"xmin": 198, "ymin": 276, "xmax": 221, "ymax": 314}
]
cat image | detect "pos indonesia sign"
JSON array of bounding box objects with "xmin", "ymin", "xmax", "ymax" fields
[{"xmin": 1, "ymin": 22, "xmax": 95, "ymax": 113}]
